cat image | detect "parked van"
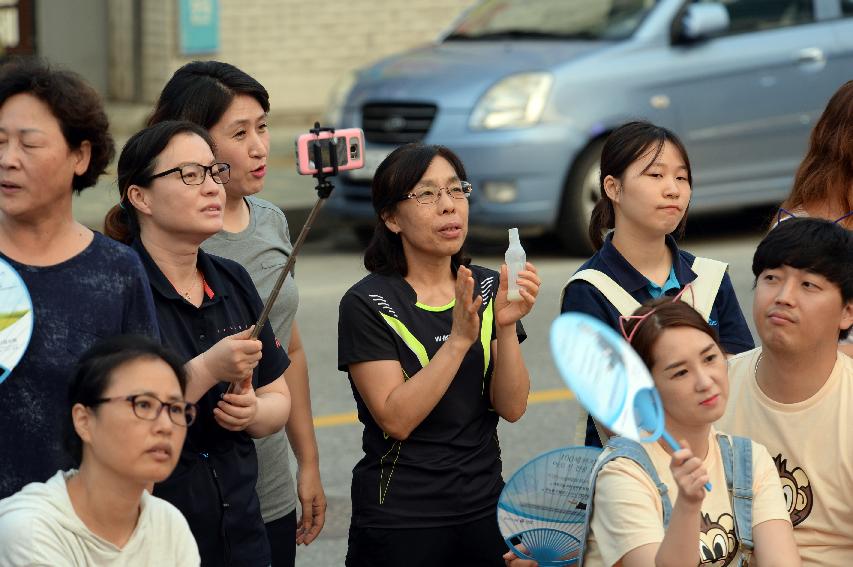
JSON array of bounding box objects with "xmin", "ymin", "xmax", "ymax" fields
[{"xmin": 324, "ymin": 0, "xmax": 853, "ymax": 253}]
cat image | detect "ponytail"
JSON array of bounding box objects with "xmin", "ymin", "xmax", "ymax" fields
[
  {"xmin": 103, "ymin": 203, "xmax": 137, "ymax": 244},
  {"xmin": 588, "ymin": 195, "xmax": 615, "ymax": 250}
]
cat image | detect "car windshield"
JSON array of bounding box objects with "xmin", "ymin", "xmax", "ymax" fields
[{"xmin": 445, "ymin": 0, "xmax": 659, "ymax": 42}]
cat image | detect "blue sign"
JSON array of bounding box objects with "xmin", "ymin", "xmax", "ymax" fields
[{"xmin": 178, "ymin": 0, "xmax": 220, "ymax": 55}]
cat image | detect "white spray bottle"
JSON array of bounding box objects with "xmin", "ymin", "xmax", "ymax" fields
[{"xmin": 505, "ymin": 228, "xmax": 526, "ymax": 302}]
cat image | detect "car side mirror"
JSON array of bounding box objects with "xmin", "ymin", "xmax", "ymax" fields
[{"xmin": 676, "ymin": 3, "xmax": 730, "ymax": 43}]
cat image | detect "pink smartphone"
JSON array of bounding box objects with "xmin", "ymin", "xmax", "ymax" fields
[{"xmin": 294, "ymin": 128, "xmax": 365, "ymax": 175}]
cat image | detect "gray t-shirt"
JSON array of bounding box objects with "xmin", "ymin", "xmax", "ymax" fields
[{"xmin": 202, "ymin": 196, "xmax": 298, "ymax": 522}]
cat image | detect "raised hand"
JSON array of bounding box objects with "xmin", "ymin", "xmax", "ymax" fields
[
  {"xmin": 495, "ymin": 262, "xmax": 540, "ymax": 327},
  {"xmin": 448, "ymin": 265, "xmax": 483, "ymax": 348}
]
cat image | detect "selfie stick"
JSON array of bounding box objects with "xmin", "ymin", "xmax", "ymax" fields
[
  {"xmin": 226, "ymin": 124, "xmax": 340, "ymax": 394},
  {"xmin": 250, "ymin": 122, "xmax": 338, "ymax": 340}
]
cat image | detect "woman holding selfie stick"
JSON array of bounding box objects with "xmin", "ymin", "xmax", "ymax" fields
[
  {"xmin": 104, "ymin": 120, "xmax": 291, "ymax": 567},
  {"xmin": 147, "ymin": 61, "xmax": 325, "ymax": 565},
  {"xmin": 338, "ymin": 143, "xmax": 540, "ymax": 567},
  {"xmin": 505, "ymin": 299, "xmax": 798, "ymax": 567}
]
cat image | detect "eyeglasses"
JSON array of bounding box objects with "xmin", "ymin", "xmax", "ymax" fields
[
  {"xmin": 400, "ymin": 181, "xmax": 472, "ymax": 205},
  {"xmin": 776, "ymin": 207, "xmax": 853, "ymax": 226},
  {"xmin": 90, "ymin": 394, "xmax": 198, "ymax": 427},
  {"xmin": 147, "ymin": 162, "xmax": 231, "ymax": 186},
  {"xmin": 618, "ymin": 284, "xmax": 695, "ymax": 343}
]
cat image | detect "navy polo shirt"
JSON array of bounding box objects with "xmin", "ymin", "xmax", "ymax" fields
[
  {"xmin": 132, "ymin": 239, "xmax": 289, "ymax": 567},
  {"xmin": 560, "ymin": 234, "xmax": 754, "ymax": 446}
]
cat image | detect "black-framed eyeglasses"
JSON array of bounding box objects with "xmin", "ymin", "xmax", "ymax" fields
[
  {"xmin": 147, "ymin": 162, "xmax": 231, "ymax": 186},
  {"xmin": 90, "ymin": 394, "xmax": 198, "ymax": 427},
  {"xmin": 400, "ymin": 181, "xmax": 472, "ymax": 205}
]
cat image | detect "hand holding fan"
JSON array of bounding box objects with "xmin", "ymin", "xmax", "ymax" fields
[
  {"xmin": 0, "ymin": 257, "xmax": 33, "ymax": 383},
  {"xmin": 498, "ymin": 446, "xmax": 601, "ymax": 566},
  {"xmin": 549, "ymin": 313, "xmax": 710, "ymax": 491}
]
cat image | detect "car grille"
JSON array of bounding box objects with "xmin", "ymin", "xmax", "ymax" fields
[{"xmin": 361, "ymin": 103, "xmax": 437, "ymax": 144}]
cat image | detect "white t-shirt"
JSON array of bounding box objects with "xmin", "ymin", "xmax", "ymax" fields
[
  {"xmin": 583, "ymin": 428, "xmax": 789, "ymax": 567},
  {"xmin": 0, "ymin": 470, "xmax": 200, "ymax": 567},
  {"xmin": 718, "ymin": 348, "xmax": 853, "ymax": 566}
]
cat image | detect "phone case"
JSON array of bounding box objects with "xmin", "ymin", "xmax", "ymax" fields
[{"xmin": 294, "ymin": 127, "xmax": 365, "ymax": 175}]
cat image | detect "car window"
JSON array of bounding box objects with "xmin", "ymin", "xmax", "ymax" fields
[
  {"xmin": 843, "ymin": 0, "xmax": 853, "ymax": 15},
  {"xmin": 692, "ymin": 0, "xmax": 814, "ymax": 35},
  {"xmin": 445, "ymin": 0, "xmax": 660, "ymax": 42}
]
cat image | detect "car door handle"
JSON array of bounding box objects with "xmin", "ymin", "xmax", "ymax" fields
[{"xmin": 795, "ymin": 47, "xmax": 826, "ymax": 65}]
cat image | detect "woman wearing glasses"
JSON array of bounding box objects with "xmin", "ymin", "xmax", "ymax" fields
[
  {"xmin": 0, "ymin": 335, "xmax": 200, "ymax": 566},
  {"xmin": 104, "ymin": 120, "xmax": 291, "ymax": 567},
  {"xmin": 338, "ymin": 143, "xmax": 540, "ymax": 567},
  {"xmin": 148, "ymin": 61, "xmax": 326, "ymax": 565},
  {"xmin": 0, "ymin": 59, "xmax": 159, "ymax": 500},
  {"xmin": 504, "ymin": 299, "xmax": 798, "ymax": 567}
]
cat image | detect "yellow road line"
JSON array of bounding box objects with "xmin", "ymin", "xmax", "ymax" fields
[{"xmin": 313, "ymin": 387, "xmax": 574, "ymax": 428}]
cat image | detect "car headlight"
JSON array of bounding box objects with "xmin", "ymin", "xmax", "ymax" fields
[
  {"xmin": 469, "ymin": 72, "xmax": 553, "ymax": 130},
  {"xmin": 323, "ymin": 71, "xmax": 357, "ymax": 127}
]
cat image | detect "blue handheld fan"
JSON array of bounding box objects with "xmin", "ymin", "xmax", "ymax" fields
[
  {"xmin": 549, "ymin": 313, "xmax": 710, "ymax": 491},
  {"xmin": 498, "ymin": 446, "xmax": 602, "ymax": 566}
]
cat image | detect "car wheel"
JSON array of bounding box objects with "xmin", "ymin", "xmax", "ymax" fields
[{"xmin": 556, "ymin": 139, "xmax": 604, "ymax": 256}]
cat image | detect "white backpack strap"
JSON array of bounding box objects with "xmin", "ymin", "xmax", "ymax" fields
[
  {"xmin": 689, "ymin": 257, "xmax": 727, "ymax": 321},
  {"xmin": 562, "ymin": 269, "xmax": 639, "ymax": 448},
  {"xmin": 561, "ymin": 269, "xmax": 641, "ymax": 316}
]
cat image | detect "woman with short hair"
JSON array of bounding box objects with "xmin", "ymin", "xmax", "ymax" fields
[{"xmin": 0, "ymin": 58, "xmax": 158, "ymax": 499}]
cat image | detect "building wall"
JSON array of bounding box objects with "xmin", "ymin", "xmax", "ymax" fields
[
  {"xmin": 134, "ymin": 0, "xmax": 476, "ymax": 120},
  {"xmin": 37, "ymin": 0, "xmax": 109, "ymax": 93}
]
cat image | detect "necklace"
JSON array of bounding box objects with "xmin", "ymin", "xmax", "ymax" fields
[{"xmin": 166, "ymin": 269, "xmax": 201, "ymax": 302}]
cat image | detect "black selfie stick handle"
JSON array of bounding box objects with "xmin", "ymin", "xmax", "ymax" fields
[
  {"xmin": 249, "ymin": 196, "xmax": 328, "ymax": 340},
  {"xmin": 248, "ymin": 122, "xmax": 336, "ymax": 341}
]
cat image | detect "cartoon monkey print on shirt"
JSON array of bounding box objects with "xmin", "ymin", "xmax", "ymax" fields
[
  {"xmin": 774, "ymin": 454, "xmax": 813, "ymax": 526},
  {"xmin": 699, "ymin": 513, "xmax": 739, "ymax": 566}
]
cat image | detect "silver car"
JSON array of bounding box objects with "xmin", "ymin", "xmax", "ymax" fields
[{"xmin": 324, "ymin": 0, "xmax": 853, "ymax": 253}]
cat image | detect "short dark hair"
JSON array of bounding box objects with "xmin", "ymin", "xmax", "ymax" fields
[
  {"xmin": 623, "ymin": 299, "xmax": 723, "ymax": 371},
  {"xmin": 0, "ymin": 57, "xmax": 114, "ymax": 193},
  {"xmin": 589, "ymin": 121, "xmax": 692, "ymax": 249},
  {"xmin": 754, "ymin": 217, "xmax": 853, "ymax": 339},
  {"xmin": 65, "ymin": 335, "xmax": 187, "ymax": 467},
  {"xmin": 147, "ymin": 60, "xmax": 270, "ymax": 129},
  {"xmin": 103, "ymin": 120, "xmax": 215, "ymax": 244},
  {"xmin": 363, "ymin": 143, "xmax": 471, "ymax": 276}
]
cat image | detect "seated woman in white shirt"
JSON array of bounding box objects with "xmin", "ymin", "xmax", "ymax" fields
[
  {"xmin": 505, "ymin": 299, "xmax": 799, "ymax": 567},
  {"xmin": 0, "ymin": 335, "xmax": 200, "ymax": 566}
]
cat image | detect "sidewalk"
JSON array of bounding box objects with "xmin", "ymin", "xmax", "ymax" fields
[{"xmin": 73, "ymin": 102, "xmax": 336, "ymax": 237}]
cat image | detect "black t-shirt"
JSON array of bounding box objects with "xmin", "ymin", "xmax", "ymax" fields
[
  {"xmin": 338, "ymin": 265, "xmax": 526, "ymax": 529},
  {"xmin": 132, "ymin": 239, "xmax": 289, "ymax": 567}
]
